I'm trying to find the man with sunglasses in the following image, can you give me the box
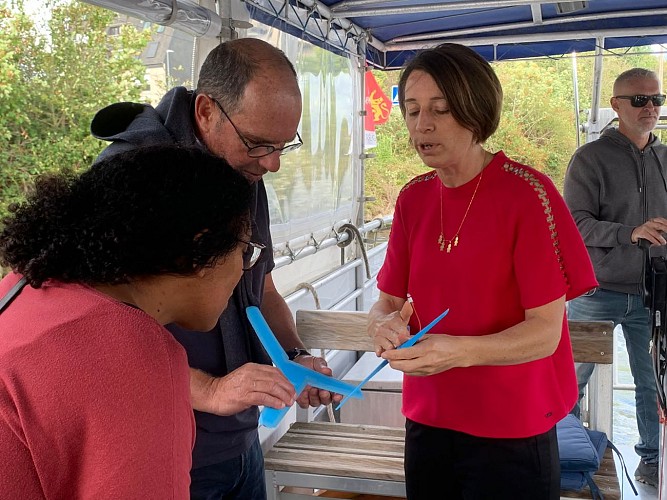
[564,67,667,488]
[91,38,339,499]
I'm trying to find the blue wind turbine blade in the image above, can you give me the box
[394,308,449,349]
[246,306,290,365]
[258,375,308,428]
[336,308,450,411]
[288,363,364,397]
[258,363,364,428]
[259,407,290,428]
[246,306,362,428]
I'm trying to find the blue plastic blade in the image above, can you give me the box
[246,306,362,428]
[335,307,449,411]
[246,306,290,363]
[258,375,307,428]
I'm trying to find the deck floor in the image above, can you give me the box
[616,444,657,500]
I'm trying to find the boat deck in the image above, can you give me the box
[616,444,657,500]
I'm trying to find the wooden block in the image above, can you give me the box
[569,320,614,364]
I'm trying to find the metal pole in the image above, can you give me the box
[572,51,581,149]
[586,37,604,143]
[165,49,174,87]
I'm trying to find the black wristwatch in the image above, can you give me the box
[286,348,311,360]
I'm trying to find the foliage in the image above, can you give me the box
[0,0,152,220]
[488,59,578,188]
[365,48,666,219]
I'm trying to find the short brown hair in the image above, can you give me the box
[398,43,503,143]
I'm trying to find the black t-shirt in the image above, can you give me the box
[168,180,275,468]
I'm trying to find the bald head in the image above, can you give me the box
[197,38,300,114]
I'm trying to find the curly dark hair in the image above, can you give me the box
[0,145,252,287]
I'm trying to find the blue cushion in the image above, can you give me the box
[557,414,607,493]
[587,428,609,465]
[561,470,588,491]
[557,414,604,471]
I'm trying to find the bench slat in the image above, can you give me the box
[274,436,404,456]
[289,422,405,440]
[296,310,372,351]
[265,449,405,482]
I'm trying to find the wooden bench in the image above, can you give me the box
[264,311,618,500]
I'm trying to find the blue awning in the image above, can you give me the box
[243,0,667,68]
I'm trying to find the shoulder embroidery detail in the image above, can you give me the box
[502,162,568,286]
[399,171,438,194]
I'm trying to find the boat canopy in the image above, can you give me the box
[244,0,667,68]
[83,0,667,68]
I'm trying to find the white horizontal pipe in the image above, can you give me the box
[388,26,667,52]
[333,0,541,14]
[332,0,543,17]
[391,8,667,43]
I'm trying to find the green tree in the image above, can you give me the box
[489,59,578,188]
[0,1,152,219]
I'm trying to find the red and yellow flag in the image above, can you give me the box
[364,71,392,148]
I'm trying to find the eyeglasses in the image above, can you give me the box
[614,94,666,108]
[239,239,266,271]
[208,95,302,158]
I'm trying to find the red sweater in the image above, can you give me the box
[0,274,194,499]
[378,152,597,438]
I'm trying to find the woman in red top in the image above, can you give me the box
[369,43,597,499]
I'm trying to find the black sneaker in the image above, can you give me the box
[634,461,658,488]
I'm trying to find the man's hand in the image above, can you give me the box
[632,217,667,245]
[293,355,343,408]
[205,363,297,416]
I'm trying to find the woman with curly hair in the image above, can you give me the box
[0,145,260,498]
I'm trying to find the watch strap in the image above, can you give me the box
[286,347,311,360]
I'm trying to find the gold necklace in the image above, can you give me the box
[438,168,484,253]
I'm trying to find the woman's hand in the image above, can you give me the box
[368,299,413,357]
[381,334,469,376]
[381,296,566,375]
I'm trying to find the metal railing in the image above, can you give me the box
[272,215,392,270]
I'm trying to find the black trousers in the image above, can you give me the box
[404,419,560,500]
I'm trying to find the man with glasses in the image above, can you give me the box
[91,38,338,499]
[564,67,667,488]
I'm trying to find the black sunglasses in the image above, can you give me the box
[239,239,266,271]
[614,94,666,108]
[208,95,302,158]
